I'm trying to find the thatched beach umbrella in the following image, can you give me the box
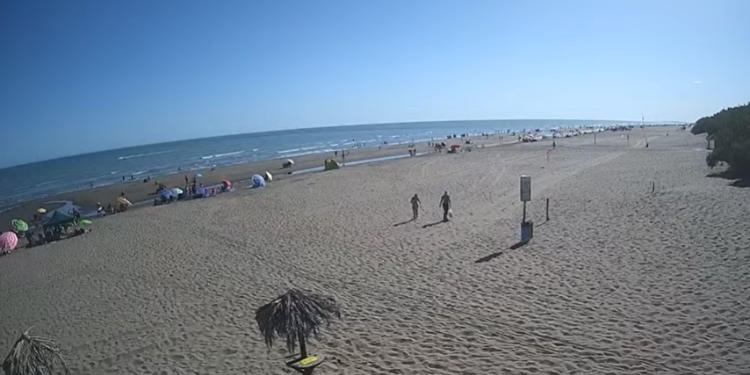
[2,328,69,375]
[255,289,341,359]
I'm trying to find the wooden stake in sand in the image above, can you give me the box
[546,198,550,221]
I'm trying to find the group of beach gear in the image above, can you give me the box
[1,207,93,255]
[1,168,278,256]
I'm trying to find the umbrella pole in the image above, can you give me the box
[298,331,307,358]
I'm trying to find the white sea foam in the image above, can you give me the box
[117,150,174,160]
[200,151,245,160]
[276,148,300,154]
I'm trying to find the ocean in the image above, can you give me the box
[0,119,630,209]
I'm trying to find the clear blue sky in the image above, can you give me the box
[1,0,748,167]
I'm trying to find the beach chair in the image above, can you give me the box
[286,355,324,375]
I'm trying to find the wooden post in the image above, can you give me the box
[546,198,549,221]
[299,332,307,358]
[651,181,655,193]
[522,201,527,222]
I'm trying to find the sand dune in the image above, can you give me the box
[1,127,748,374]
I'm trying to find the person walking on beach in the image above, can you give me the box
[410,194,421,220]
[440,191,451,222]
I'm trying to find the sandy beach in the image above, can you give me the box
[1,126,748,374]
[0,137,509,226]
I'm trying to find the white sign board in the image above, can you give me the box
[520,175,531,201]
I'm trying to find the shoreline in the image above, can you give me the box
[0,135,518,225]
[0,124,675,226]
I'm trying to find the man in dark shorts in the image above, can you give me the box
[410,194,421,220]
[440,191,451,222]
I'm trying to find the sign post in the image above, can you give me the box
[520,175,533,243]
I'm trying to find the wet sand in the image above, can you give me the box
[1,126,749,374]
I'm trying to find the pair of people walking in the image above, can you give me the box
[410,191,451,222]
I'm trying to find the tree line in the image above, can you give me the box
[691,102,750,176]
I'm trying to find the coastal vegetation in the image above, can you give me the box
[691,102,750,178]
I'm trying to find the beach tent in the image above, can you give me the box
[0,231,18,253]
[447,145,461,153]
[11,219,28,233]
[160,189,176,200]
[264,171,273,182]
[324,159,340,171]
[116,196,133,212]
[251,174,266,188]
[221,179,232,190]
[44,210,75,228]
[282,159,294,168]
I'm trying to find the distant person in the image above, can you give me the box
[410,194,421,220]
[552,140,556,149]
[184,175,189,187]
[439,191,452,222]
[96,202,105,216]
[25,231,34,248]
[71,207,81,220]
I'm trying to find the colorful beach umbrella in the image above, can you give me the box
[37,208,47,214]
[11,219,28,233]
[79,219,93,226]
[0,231,19,253]
[221,179,232,189]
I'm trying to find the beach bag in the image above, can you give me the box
[448,209,453,218]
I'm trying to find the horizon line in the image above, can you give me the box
[0,117,682,170]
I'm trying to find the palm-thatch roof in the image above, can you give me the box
[2,328,69,375]
[255,289,341,354]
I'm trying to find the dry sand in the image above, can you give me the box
[1,127,748,374]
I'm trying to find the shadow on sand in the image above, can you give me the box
[707,170,750,187]
[475,240,529,263]
[393,219,415,227]
[422,220,447,228]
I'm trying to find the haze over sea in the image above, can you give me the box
[0,119,640,209]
